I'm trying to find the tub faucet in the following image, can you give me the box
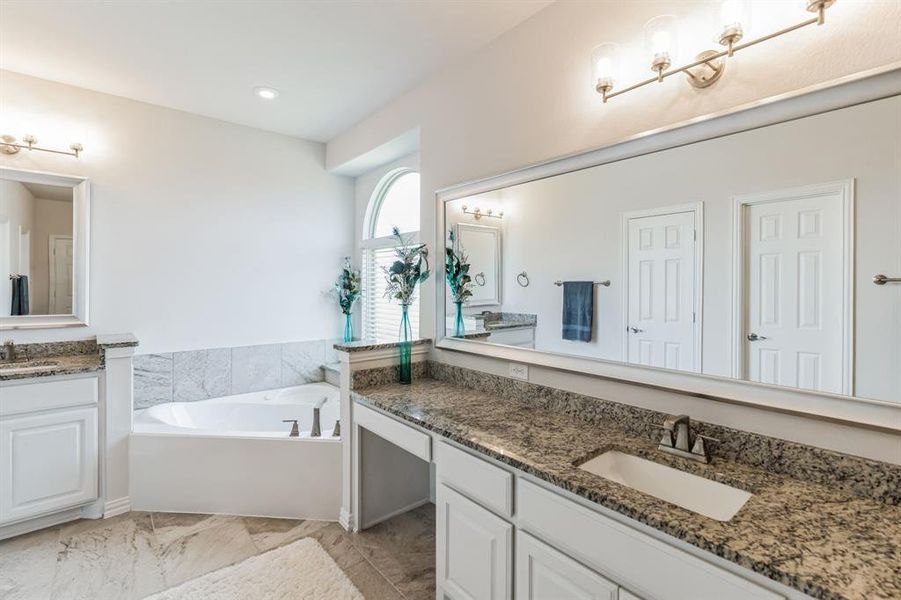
[310,407,322,438]
[282,419,300,437]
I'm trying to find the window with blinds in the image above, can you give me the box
[362,247,420,342]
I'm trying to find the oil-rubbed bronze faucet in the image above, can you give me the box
[282,419,300,437]
[658,414,719,463]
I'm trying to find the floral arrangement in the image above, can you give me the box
[384,227,430,306]
[445,229,473,304]
[334,257,362,315]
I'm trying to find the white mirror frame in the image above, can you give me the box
[455,222,502,306]
[0,167,90,330]
[435,63,901,432]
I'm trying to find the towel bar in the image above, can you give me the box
[554,280,611,287]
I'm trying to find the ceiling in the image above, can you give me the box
[0,0,551,142]
[22,182,72,202]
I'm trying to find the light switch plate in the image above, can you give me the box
[509,363,529,381]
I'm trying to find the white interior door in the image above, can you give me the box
[49,235,74,314]
[626,210,698,371]
[745,192,846,393]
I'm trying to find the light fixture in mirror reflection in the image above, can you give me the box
[443,94,901,404]
[1,177,76,317]
[592,0,836,103]
[461,204,503,220]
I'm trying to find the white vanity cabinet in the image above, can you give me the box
[0,376,99,527]
[437,484,513,600]
[516,531,619,600]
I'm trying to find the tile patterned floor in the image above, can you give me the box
[0,504,435,600]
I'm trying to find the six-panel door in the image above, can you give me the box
[0,406,98,524]
[437,483,512,600]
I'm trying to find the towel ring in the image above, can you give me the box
[516,272,530,287]
[474,272,486,286]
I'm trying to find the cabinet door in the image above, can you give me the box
[0,406,98,524]
[437,484,512,600]
[516,531,618,600]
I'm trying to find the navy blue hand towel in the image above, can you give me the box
[11,275,29,316]
[562,281,593,342]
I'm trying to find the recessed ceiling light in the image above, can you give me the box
[254,86,279,100]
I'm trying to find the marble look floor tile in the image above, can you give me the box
[150,512,239,546]
[157,519,257,587]
[350,504,436,600]
[53,513,165,600]
[231,344,281,394]
[242,516,330,553]
[0,526,60,600]
[311,524,405,600]
[173,349,231,402]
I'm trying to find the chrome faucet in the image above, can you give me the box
[2,340,18,363]
[657,414,719,463]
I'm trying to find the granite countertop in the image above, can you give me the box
[352,378,901,600]
[0,353,103,381]
[333,338,432,353]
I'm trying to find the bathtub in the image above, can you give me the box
[130,383,341,520]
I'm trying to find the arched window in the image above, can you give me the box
[361,169,421,341]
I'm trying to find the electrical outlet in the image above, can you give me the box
[509,363,529,381]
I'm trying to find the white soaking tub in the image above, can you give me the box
[130,383,341,520]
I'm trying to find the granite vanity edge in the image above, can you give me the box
[0,356,103,381]
[350,387,882,600]
[427,361,901,506]
[96,333,140,349]
[333,338,432,353]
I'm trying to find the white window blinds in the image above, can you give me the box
[362,246,420,343]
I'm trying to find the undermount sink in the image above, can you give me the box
[0,360,60,374]
[578,450,752,522]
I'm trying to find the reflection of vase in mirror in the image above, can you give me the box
[0,177,75,317]
[442,94,901,404]
[453,301,465,336]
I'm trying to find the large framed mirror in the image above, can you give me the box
[0,167,90,329]
[436,67,901,427]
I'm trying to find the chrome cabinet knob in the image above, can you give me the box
[746,333,768,341]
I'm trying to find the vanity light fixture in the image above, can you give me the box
[254,86,280,100]
[461,205,503,220]
[0,134,84,158]
[593,0,837,103]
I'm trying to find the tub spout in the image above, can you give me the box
[311,408,321,437]
[332,419,341,437]
[282,419,300,437]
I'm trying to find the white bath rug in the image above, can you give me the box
[145,537,363,600]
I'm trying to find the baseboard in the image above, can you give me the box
[339,507,353,531]
[104,496,131,518]
[360,497,430,530]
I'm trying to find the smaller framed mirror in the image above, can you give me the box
[0,167,90,329]
[455,222,501,306]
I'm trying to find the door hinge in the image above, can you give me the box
[692,312,696,323]
[693,229,697,241]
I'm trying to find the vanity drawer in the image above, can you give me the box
[0,376,99,417]
[354,403,431,462]
[437,441,513,517]
[516,479,782,600]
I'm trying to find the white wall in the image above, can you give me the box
[446,96,900,402]
[29,196,72,315]
[0,70,355,353]
[0,179,34,315]
[327,0,901,460]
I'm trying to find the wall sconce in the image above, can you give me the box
[593,0,837,103]
[0,134,84,158]
[462,205,503,220]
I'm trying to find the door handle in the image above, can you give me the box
[629,327,644,334]
[746,333,768,341]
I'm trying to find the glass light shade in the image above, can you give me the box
[644,15,678,72]
[718,0,749,49]
[591,42,620,92]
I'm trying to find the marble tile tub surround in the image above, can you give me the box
[352,378,901,600]
[353,360,899,506]
[134,339,334,410]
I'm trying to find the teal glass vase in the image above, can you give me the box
[398,304,413,384]
[453,301,465,337]
[343,312,353,343]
